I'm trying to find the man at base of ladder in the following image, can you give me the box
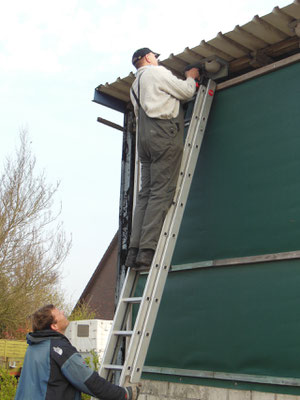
[125,47,200,269]
[15,304,140,400]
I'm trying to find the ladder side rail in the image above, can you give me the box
[119,81,216,385]
[179,88,207,173]
[99,269,139,379]
[172,86,207,203]
[117,249,166,383]
[130,80,216,383]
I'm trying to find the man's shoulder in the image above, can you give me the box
[50,334,74,350]
[50,335,78,364]
[146,65,170,75]
[140,65,172,83]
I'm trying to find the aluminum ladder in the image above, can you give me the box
[99,78,216,386]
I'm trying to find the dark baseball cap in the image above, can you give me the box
[132,48,160,66]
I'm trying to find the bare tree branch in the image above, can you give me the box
[0,131,72,337]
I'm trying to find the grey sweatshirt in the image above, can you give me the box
[130,65,196,119]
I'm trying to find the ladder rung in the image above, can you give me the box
[103,364,124,371]
[113,330,133,336]
[122,297,142,304]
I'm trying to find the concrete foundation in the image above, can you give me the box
[139,380,300,400]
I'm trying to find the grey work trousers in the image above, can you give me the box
[129,106,184,251]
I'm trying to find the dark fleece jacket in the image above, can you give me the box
[15,330,126,400]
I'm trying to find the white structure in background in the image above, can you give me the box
[65,319,113,362]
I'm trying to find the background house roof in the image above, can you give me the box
[94,1,300,112]
[75,232,118,319]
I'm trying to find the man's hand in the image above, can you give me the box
[185,67,200,80]
[124,383,141,400]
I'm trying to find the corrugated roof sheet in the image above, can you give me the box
[95,1,300,111]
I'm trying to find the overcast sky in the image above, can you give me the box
[0,0,292,308]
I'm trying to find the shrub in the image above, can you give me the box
[81,350,100,400]
[0,368,18,400]
[68,301,96,322]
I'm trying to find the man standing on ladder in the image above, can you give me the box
[125,48,200,269]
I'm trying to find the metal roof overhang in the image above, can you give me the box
[94,1,300,113]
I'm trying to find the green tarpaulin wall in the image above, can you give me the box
[138,61,300,393]
[175,61,300,264]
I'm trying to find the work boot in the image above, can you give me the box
[125,248,138,268]
[136,249,155,267]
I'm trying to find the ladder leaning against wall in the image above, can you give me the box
[99,57,228,387]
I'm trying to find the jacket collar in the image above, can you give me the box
[26,329,66,345]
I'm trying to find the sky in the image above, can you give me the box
[0,0,292,307]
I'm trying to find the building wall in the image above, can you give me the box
[136,61,300,392]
